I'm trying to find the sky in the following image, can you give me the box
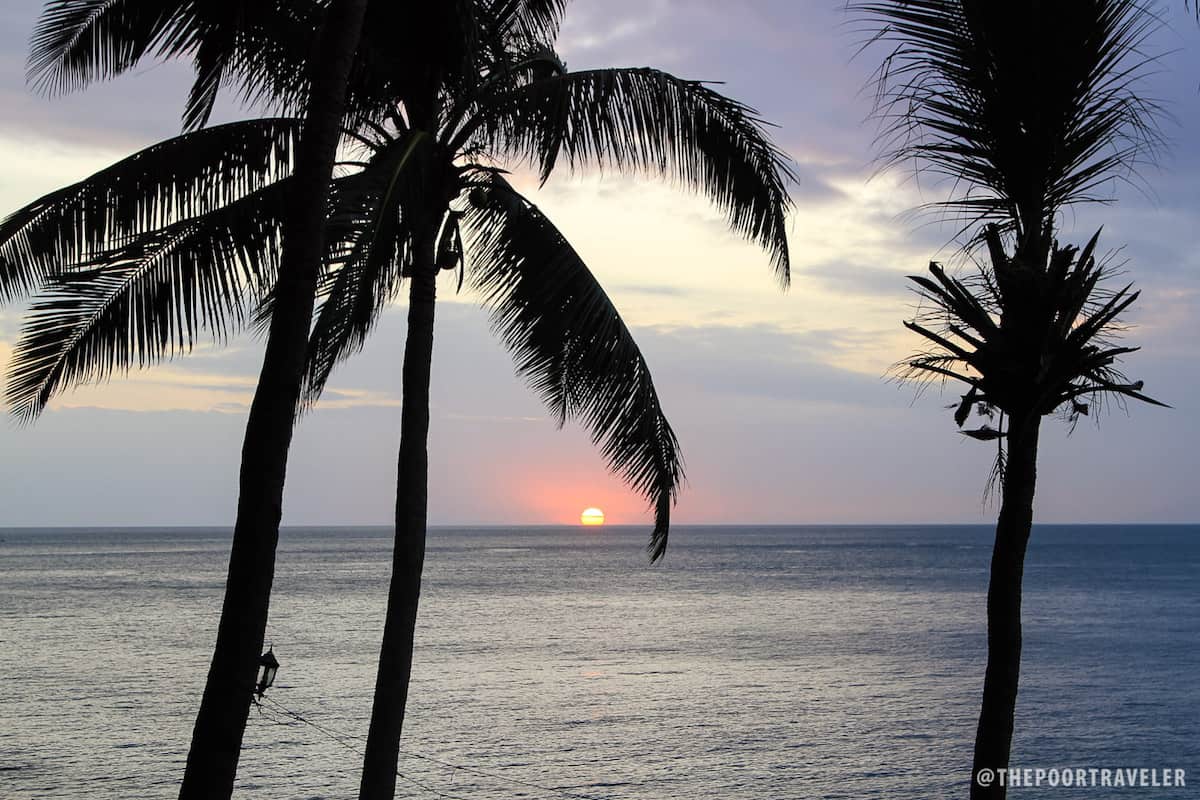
[1,0,1199,528]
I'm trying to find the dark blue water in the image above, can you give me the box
[0,525,1196,798]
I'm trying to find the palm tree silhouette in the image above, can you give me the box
[855,2,1166,797]
[20,2,373,797]
[3,4,793,798]
[337,48,792,798]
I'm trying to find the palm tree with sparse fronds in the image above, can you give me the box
[854,1,1166,797]
[3,5,793,799]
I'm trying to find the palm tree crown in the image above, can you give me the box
[856,0,1164,436]
[902,225,1164,443]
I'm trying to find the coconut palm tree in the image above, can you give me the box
[21,2,371,797]
[6,5,793,798]
[854,1,1165,797]
[337,48,790,797]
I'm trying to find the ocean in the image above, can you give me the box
[1,525,1197,799]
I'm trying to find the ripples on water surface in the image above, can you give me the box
[1,525,1197,798]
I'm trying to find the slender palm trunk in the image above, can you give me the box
[970,413,1041,800]
[359,238,440,800]
[178,2,367,797]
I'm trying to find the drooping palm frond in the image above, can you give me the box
[464,174,683,559]
[899,225,1164,435]
[0,118,299,302]
[855,0,1162,248]
[6,180,289,421]
[464,66,795,284]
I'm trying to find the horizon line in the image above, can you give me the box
[2,521,1198,530]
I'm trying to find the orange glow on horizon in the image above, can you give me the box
[580,507,606,526]
[507,461,640,525]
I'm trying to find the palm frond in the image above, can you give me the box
[263,130,437,407]
[463,175,683,560]
[486,0,567,44]
[180,22,236,132]
[27,1,316,130]
[466,67,794,284]
[0,118,299,303]
[299,244,406,409]
[855,0,1163,247]
[296,151,430,407]
[26,0,191,95]
[6,181,288,421]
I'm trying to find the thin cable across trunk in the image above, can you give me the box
[178,2,368,797]
[970,414,1041,800]
[359,243,439,800]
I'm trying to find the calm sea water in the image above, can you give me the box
[0,525,1196,799]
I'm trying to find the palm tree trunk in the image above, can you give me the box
[970,413,1041,800]
[178,2,367,798]
[359,239,440,800]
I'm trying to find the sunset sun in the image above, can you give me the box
[580,507,606,527]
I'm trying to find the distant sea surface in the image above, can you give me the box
[1,525,1197,799]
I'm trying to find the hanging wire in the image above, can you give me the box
[256,694,613,800]
[256,697,474,800]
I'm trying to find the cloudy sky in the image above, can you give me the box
[1,1,1198,528]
